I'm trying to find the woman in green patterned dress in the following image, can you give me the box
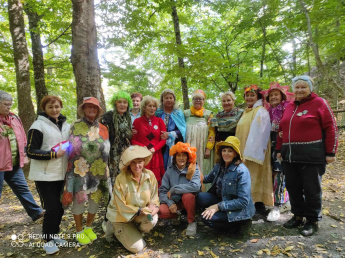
[61,97,111,245]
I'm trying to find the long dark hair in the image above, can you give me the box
[216,146,241,166]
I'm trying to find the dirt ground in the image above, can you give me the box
[1,131,345,258]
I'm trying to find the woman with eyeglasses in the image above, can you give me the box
[235,85,273,215]
[184,90,212,181]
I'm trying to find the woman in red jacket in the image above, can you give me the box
[276,75,338,236]
[132,96,166,186]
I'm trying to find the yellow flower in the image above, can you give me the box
[90,158,106,176]
[90,190,102,204]
[74,157,89,177]
[88,126,100,141]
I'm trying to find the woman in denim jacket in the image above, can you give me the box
[197,136,255,234]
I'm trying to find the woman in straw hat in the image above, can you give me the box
[196,136,255,235]
[159,142,201,236]
[106,145,159,253]
[61,97,111,245]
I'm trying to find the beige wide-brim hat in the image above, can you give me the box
[77,97,104,119]
[215,136,243,161]
[119,145,153,173]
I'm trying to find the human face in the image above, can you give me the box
[0,100,12,116]
[221,95,234,112]
[175,152,188,169]
[130,158,145,174]
[221,147,237,166]
[144,101,157,118]
[245,91,258,108]
[44,100,62,121]
[83,103,99,122]
[115,98,128,115]
[132,97,141,109]
[294,82,311,101]
[268,89,282,107]
[192,96,205,110]
[163,93,175,110]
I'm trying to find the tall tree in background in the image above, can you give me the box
[71,0,105,110]
[171,3,189,109]
[7,0,35,132]
[24,2,48,111]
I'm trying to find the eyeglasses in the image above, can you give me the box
[1,102,12,108]
[193,98,204,101]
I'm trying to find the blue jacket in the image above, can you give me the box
[204,163,255,222]
[159,164,201,207]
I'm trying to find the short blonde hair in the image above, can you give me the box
[220,91,235,102]
[159,89,179,110]
[140,95,159,116]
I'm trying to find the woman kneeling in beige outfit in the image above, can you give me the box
[106,145,159,253]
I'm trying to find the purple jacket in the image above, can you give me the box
[0,113,27,171]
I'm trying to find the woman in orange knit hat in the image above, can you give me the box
[159,142,201,236]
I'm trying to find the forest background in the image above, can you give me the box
[0,0,344,130]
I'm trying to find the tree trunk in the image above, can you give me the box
[24,5,48,111]
[292,39,297,77]
[71,0,105,111]
[171,4,189,110]
[260,30,266,78]
[8,0,35,133]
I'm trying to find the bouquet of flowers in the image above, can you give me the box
[0,125,12,138]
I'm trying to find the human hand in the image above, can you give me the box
[277,153,282,160]
[132,128,137,135]
[201,204,219,220]
[204,148,211,159]
[326,156,336,164]
[167,191,171,199]
[56,144,66,158]
[160,131,169,140]
[149,148,155,153]
[147,203,159,216]
[169,204,178,214]
[278,131,283,138]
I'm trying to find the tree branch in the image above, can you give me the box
[42,23,72,48]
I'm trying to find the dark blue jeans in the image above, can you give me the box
[0,165,42,221]
[283,163,325,222]
[197,192,234,230]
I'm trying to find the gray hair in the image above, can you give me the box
[140,95,159,117]
[0,91,13,103]
[220,91,236,102]
[159,89,179,110]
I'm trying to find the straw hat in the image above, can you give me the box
[119,145,153,173]
[77,97,104,119]
[215,136,242,161]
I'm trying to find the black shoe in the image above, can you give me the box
[33,211,45,222]
[283,216,304,229]
[255,202,266,215]
[300,221,318,236]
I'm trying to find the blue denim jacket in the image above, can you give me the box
[204,163,255,222]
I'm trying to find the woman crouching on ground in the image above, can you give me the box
[106,145,159,253]
[159,142,201,236]
[197,136,255,235]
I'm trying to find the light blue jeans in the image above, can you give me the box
[0,165,42,221]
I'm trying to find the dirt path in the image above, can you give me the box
[1,132,345,258]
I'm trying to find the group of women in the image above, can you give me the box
[0,74,338,254]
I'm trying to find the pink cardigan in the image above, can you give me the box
[0,113,27,171]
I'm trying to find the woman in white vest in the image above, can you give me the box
[27,95,69,255]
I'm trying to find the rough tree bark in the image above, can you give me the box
[171,4,189,110]
[24,5,48,111]
[71,0,105,111]
[8,0,35,133]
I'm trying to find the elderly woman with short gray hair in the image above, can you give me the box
[276,75,338,236]
[0,91,43,221]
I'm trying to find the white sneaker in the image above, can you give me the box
[267,207,280,222]
[279,201,291,213]
[186,222,197,236]
[43,240,59,255]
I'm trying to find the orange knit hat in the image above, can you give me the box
[169,142,201,181]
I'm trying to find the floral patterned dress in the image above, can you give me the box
[61,118,111,208]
